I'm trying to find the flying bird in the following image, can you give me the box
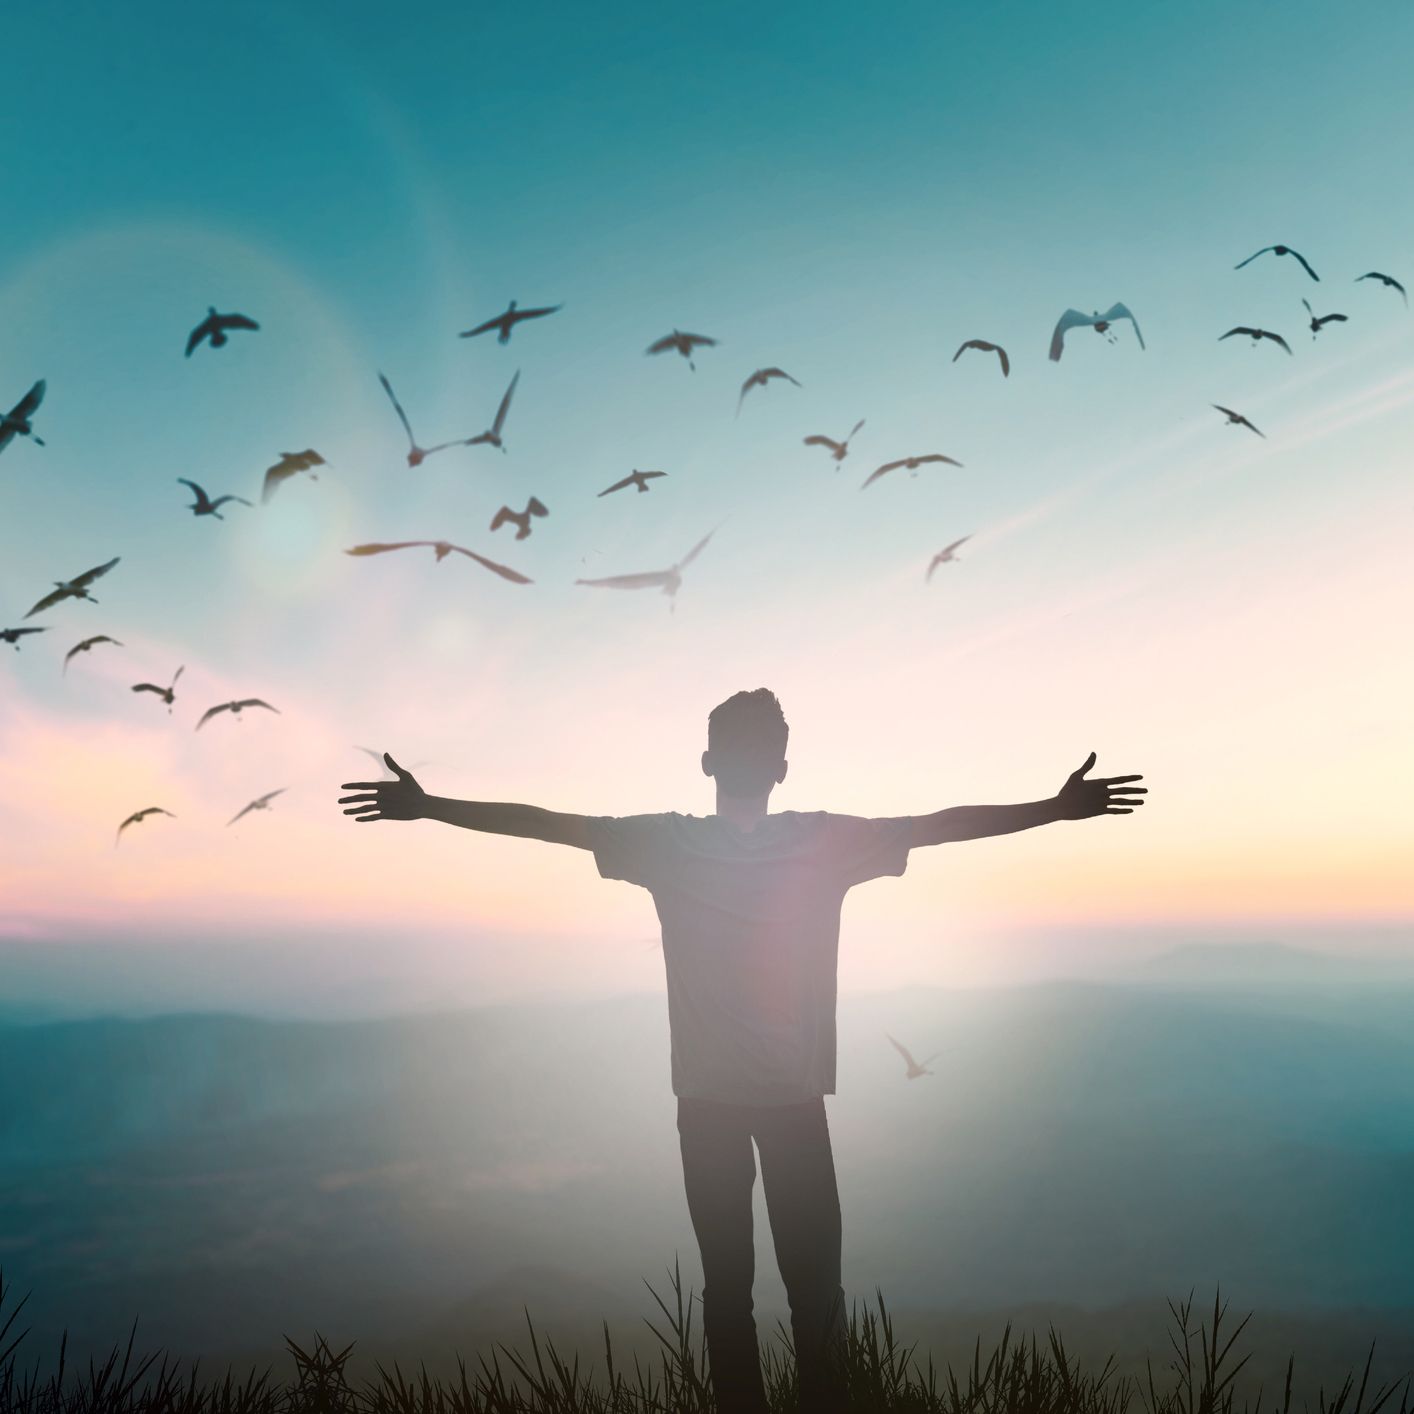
[1049,304,1145,362]
[378,373,475,467]
[861,453,964,490]
[227,788,288,827]
[23,557,120,618]
[262,449,325,503]
[645,330,718,370]
[1212,404,1265,438]
[344,541,531,583]
[1,626,47,649]
[63,634,124,673]
[464,371,519,452]
[803,420,865,464]
[1219,326,1292,355]
[355,747,431,778]
[1234,245,1319,282]
[459,300,561,344]
[1356,271,1407,307]
[196,698,281,731]
[952,339,1010,377]
[737,367,801,415]
[131,665,184,710]
[598,469,666,497]
[926,537,971,580]
[887,1034,938,1080]
[0,379,45,454]
[178,478,253,518]
[185,307,259,356]
[1301,299,1347,336]
[576,528,717,607]
[116,806,175,846]
[490,496,548,540]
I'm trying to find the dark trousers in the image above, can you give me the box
[677,1096,848,1414]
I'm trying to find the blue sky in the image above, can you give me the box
[2,0,1412,999]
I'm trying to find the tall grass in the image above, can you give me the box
[2,1267,1410,1414]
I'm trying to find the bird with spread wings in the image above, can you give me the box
[926,537,971,580]
[262,450,325,503]
[1049,304,1145,362]
[463,371,520,452]
[345,540,531,583]
[887,1035,938,1080]
[178,478,253,518]
[116,807,175,846]
[64,634,124,673]
[459,300,562,343]
[575,528,718,607]
[228,788,288,827]
[861,453,964,490]
[953,339,1010,376]
[0,379,46,454]
[1234,244,1319,282]
[196,698,281,731]
[803,420,865,464]
[645,330,718,370]
[24,557,121,618]
[185,307,259,356]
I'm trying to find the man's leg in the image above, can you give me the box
[677,1097,770,1414]
[756,1099,848,1414]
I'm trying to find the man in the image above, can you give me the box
[338,688,1145,1412]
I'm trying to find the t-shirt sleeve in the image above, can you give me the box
[584,813,677,890]
[816,813,914,889]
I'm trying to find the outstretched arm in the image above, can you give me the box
[908,753,1145,848]
[339,753,592,850]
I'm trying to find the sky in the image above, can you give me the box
[2,0,1412,1009]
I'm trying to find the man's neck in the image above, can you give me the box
[714,788,772,831]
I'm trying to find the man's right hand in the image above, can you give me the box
[339,753,429,822]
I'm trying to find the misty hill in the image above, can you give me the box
[1136,940,1414,988]
[4,977,1414,1373]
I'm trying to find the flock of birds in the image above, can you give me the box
[2,245,1407,846]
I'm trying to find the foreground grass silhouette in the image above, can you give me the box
[2,1267,1411,1414]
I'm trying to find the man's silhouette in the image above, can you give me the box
[338,689,1145,1413]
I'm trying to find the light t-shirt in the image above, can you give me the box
[586,810,913,1105]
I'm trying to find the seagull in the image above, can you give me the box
[23,557,120,618]
[737,367,801,415]
[63,634,124,673]
[178,478,253,518]
[576,528,717,608]
[378,373,475,467]
[262,449,325,503]
[1219,326,1292,355]
[803,420,865,464]
[464,371,519,452]
[1049,304,1145,362]
[185,307,259,356]
[196,698,281,731]
[926,537,971,581]
[1234,245,1319,282]
[227,788,287,827]
[344,541,531,583]
[861,454,964,490]
[1,626,47,649]
[887,1034,938,1080]
[645,330,718,370]
[598,469,666,497]
[952,339,1010,377]
[355,746,431,778]
[1356,272,1407,307]
[490,496,548,540]
[1301,299,1347,336]
[1212,404,1265,438]
[116,806,176,846]
[131,665,184,710]
[459,300,562,344]
[0,380,45,454]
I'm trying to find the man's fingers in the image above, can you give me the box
[1104,806,1134,814]
[1106,786,1147,796]
[1099,774,1144,785]
[338,793,380,804]
[343,804,380,815]
[340,781,384,791]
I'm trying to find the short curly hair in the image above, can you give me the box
[706,689,789,797]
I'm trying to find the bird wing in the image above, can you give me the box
[459,313,503,338]
[1290,249,1319,282]
[74,557,120,589]
[491,370,520,435]
[131,682,163,695]
[1234,247,1275,270]
[23,587,67,618]
[803,436,841,452]
[764,367,800,386]
[1219,327,1259,342]
[597,475,633,497]
[862,460,903,488]
[195,703,229,729]
[1266,331,1293,354]
[184,315,214,356]
[8,626,46,638]
[915,454,963,468]
[515,304,561,322]
[886,1034,918,1069]
[447,546,533,584]
[941,536,971,557]
[257,788,288,807]
[489,507,513,532]
[1322,313,1349,324]
[227,801,257,826]
[645,334,679,355]
[1049,309,1092,361]
[378,373,417,446]
[210,494,253,509]
[219,312,260,332]
[177,477,212,508]
[527,496,548,517]
[684,333,716,348]
[848,419,865,439]
[1302,298,1314,317]
[576,570,670,591]
[676,528,717,571]
[995,346,1010,376]
[1212,404,1239,420]
[1103,303,1144,349]
[11,379,45,420]
[261,463,293,503]
[236,699,280,714]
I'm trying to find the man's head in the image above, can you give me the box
[702,689,789,799]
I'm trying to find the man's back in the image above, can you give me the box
[587,810,913,1104]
